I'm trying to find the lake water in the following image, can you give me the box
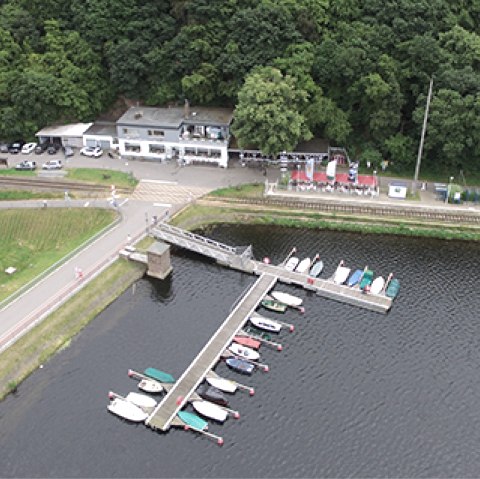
[1,225,480,478]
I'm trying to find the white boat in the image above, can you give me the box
[192,400,228,423]
[206,376,237,394]
[295,257,311,274]
[125,392,158,411]
[229,343,260,361]
[107,397,148,422]
[284,256,299,271]
[370,276,385,295]
[249,314,282,333]
[138,378,164,394]
[271,291,303,307]
[333,266,351,285]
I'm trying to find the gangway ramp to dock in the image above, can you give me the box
[145,273,277,432]
[152,223,393,313]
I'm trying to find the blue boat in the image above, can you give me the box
[347,269,363,287]
[226,358,255,375]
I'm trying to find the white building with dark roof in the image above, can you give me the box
[115,104,233,167]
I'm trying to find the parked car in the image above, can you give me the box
[9,141,25,154]
[47,143,61,155]
[63,146,74,157]
[0,143,9,153]
[80,146,103,157]
[21,142,37,154]
[15,160,37,170]
[35,142,49,154]
[42,160,62,170]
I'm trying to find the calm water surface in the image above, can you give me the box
[1,226,480,478]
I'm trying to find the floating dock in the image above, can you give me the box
[146,273,277,432]
[152,223,393,313]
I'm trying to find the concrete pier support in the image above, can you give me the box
[147,241,173,280]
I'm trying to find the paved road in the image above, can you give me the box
[0,153,477,352]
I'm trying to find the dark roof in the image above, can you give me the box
[117,106,234,128]
[84,122,117,137]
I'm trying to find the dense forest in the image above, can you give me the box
[1,0,480,175]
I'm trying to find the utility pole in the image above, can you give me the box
[413,77,434,194]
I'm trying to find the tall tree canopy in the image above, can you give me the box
[0,0,478,176]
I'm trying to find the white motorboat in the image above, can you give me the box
[370,276,385,295]
[271,291,303,307]
[206,376,238,394]
[192,400,228,423]
[295,257,311,274]
[333,266,351,285]
[284,256,299,271]
[249,313,282,333]
[138,378,164,394]
[125,392,158,411]
[107,397,148,422]
[229,343,260,361]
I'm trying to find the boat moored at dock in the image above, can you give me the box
[144,368,175,384]
[107,394,149,422]
[226,358,255,375]
[370,276,385,295]
[270,291,303,307]
[229,343,260,361]
[295,257,311,274]
[249,314,282,333]
[192,400,229,423]
[261,296,287,313]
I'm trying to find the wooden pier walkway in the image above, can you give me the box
[151,223,393,313]
[145,273,277,432]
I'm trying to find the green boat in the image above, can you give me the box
[144,367,175,384]
[385,278,400,299]
[261,296,287,313]
[178,411,208,431]
[359,269,374,290]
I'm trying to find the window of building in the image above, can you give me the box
[149,144,165,154]
[148,130,165,138]
[125,143,141,153]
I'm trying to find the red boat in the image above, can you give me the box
[234,336,261,350]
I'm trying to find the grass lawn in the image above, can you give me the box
[66,168,138,188]
[0,190,62,201]
[0,208,116,302]
[0,168,37,177]
[208,183,264,198]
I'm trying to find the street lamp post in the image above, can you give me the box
[145,212,149,233]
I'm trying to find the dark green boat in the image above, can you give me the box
[261,296,287,313]
[359,269,374,290]
[385,278,400,299]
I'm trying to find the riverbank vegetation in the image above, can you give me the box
[0,1,479,180]
[0,208,116,302]
[172,201,480,242]
[0,259,146,401]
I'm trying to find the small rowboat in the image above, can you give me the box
[229,343,260,361]
[138,378,163,394]
[144,368,175,384]
[370,276,385,295]
[192,400,228,423]
[271,291,303,307]
[206,376,237,394]
[309,260,324,277]
[243,326,272,341]
[226,358,255,375]
[178,410,208,431]
[107,397,148,422]
[333,265,351,285]
[261,296,287,313]
[284,256,300,271]
[125,392,157,412]
[295,257,311,274]
[359,269,374,290]
[197,384,229,406]
[347,269,363,287]
[249,314,282,333]
[234,335,261,350]
[385,278,400,299]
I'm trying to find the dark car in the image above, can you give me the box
[47,143,61,155]
[35,142,49,154]
[9,141,25,154]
